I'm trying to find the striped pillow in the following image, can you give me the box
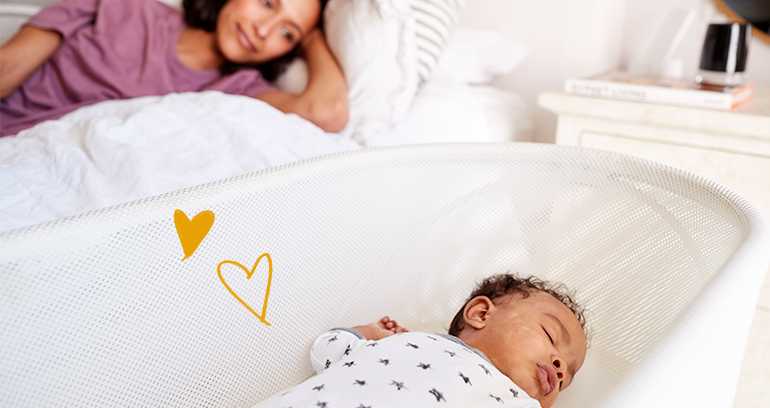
[410,0,467,83]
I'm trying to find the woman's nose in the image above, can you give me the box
[255,16,277,38]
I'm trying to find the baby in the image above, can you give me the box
[256,274,588,408]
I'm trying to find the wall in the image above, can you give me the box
[460,0,770,143]
[459,0,626,144]
[621,0,770,88]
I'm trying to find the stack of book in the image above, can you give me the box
[564,71,754,111]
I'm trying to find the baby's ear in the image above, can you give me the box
[463,296,494,329]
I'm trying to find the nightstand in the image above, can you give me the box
[538,86,770,220]
[539,86,770,408]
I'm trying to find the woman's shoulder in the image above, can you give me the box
[88,0,182,24]
[86,0,184,35]
[23,0,177,43]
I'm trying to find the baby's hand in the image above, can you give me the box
[374,316,408,336]
[353,316,408,341]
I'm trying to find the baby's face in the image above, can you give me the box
[457,291,587,408]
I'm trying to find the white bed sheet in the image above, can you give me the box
[0,92,360,232]
[365,79,533,147]
[0,85,531,233]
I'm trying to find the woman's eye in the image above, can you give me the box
[261,0,272,7]
[281,27,294,42]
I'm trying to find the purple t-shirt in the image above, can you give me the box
[0,0,275,137]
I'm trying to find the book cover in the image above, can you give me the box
[564,71,754,110]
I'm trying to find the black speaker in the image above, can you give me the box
[696,23,751,86]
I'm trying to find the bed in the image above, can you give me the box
[0,0,533,233]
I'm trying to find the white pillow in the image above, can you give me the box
[322,0,468,141]
[362,79,490,147]
[411,0,467,83]
[274,57,309,95]
[432,26,530,84]
[323,0,418,142]
[362,80,534,148]
[275,25,528,94]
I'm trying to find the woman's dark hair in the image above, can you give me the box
[182,0,329,82]
[448,274,589,344]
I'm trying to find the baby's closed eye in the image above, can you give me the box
[543,327,554,344]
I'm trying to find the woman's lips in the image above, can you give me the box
[237,25,256,52]
[537,364,558,396]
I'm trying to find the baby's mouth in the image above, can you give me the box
[537,364,558,396]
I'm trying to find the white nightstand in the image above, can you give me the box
[539,86,770,219]
[539,86,770,408]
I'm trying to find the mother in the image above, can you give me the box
[0,0,348,137]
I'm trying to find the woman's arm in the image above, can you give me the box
[0,26,62,99]
[257,29,349,133]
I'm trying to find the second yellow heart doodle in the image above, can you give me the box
[217,253,273,326]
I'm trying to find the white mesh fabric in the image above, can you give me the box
[1,143,768,408]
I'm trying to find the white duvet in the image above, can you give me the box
[0,91,361,233]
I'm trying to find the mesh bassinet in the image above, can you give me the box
[1,143,768,408]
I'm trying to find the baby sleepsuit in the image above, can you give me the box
[255,329,541,408]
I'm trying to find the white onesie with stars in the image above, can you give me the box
[255,329,541,408]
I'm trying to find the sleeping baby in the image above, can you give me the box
[255,274,588,408]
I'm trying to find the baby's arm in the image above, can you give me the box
[310,317,408,374]
[0,26,61,99]
[352,316,408,341]
[256,28,348,133]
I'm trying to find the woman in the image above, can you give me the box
[0,0,348,137]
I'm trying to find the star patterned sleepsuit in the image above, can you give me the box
[254,329,542,408]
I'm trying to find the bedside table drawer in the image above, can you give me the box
[581,132,770,217]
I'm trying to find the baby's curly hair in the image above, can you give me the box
[448,274,588,341]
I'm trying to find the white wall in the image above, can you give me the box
[621,0,770,87]
[460,0,626,143]
[460,0,770,143]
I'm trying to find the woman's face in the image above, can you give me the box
[216,0,321,64]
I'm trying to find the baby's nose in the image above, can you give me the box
[552,357,565,381]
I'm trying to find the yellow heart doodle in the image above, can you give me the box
[174,209,215,261]
[217,253,273,326]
